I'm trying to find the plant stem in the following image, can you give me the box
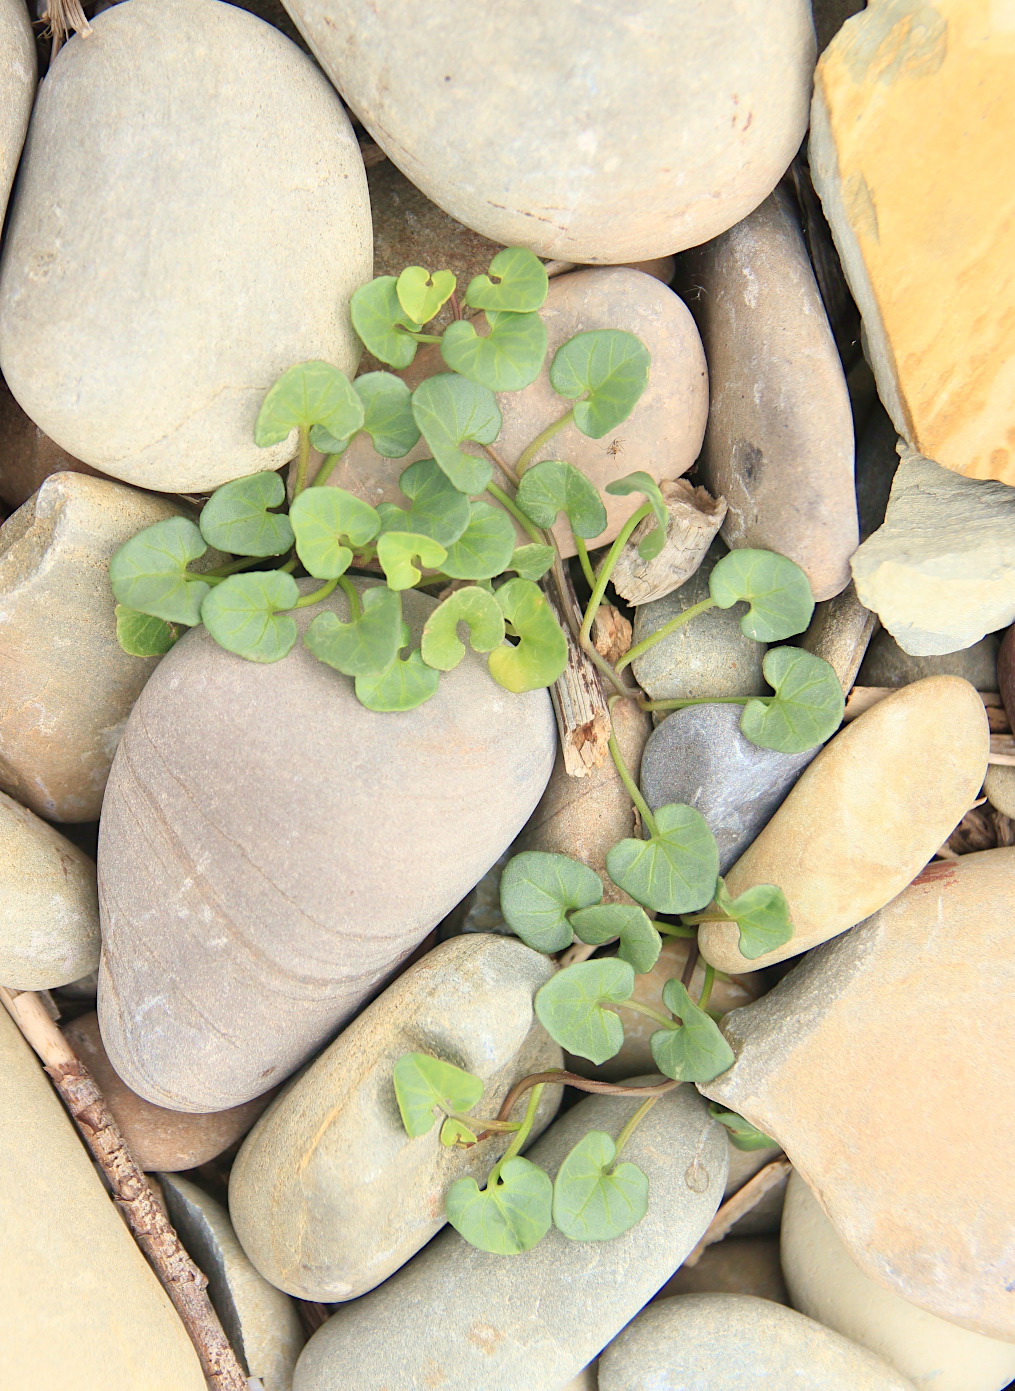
[487,482,544,545]
[336,574,362,620]
[639,695,757,713]
[198,555,262,579]
[681,939,700,989]
[293,577,338,608]
[656,921,698,939]
[482,442,521,488]
[451,1114,520,1134]
[574,537,596,591]
[516,408,575,475]
[488,1084,544,1185]
[279,557,299,575]
[612,1095,662,1163]
[608,694,657,835]
[697,963,716,1011]
[481,1070,680,1141]
[615,596,717,675]
[311,452,343,489]
[292,426,312,499]
[620,999,677,1030]
[407,331,443,344]
[449,289,464,322]
[579,502,652,651]
[680,903,735,926]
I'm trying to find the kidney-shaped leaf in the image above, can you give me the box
[411,373,501,495]
[606,803,719,915]
[109,517,210,626]
[311,372,421,459]
[708,548,815,641]
[114,605,180,658]
[465,246,549,314]
[708,1104,778,1152]
[350,276,421,369]
[740,646,845,755]
[378,457,472,547]
[568,904,662,975]
[376,530,448,590]
[650,979,735,1083]
[355,648,442,713]
[534,958,634,1064]
[442,501,516,580]
[500,851,603,953]
[255,360,364,447]
[396,266,456,325]
[715,878,794,960]
[441,310,547,392]
[290,486,381,579]
[420,586,505,671]
[488,577,568,693]
[516,459,607,540]
[552,1129,649,1242]
[392,1052,484,1139]
[508,543,556,580]
[549,329,650,438]
[304,585,403,677]
[605,471,667,561]
[200,571,299,663]
[198,472,294,557]
[446,1156,553,1255]
[440,1117,479,1148]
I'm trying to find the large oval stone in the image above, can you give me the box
[230,934,562,1301]
[0,0,34,226]
[97,583,555,1112]
[698,676,988,974]
[292,1083,727,1391]
[0,0,370,493]
[281,0,815,261]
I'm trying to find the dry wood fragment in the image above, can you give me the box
[681,1157,791,1268]
[610,480,726,606]
[0,987,250,1391]
[591,602,633,666]
[41,0,90,56]
[542,574,611,777]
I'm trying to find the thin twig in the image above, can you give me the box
[680,939,700,989]
[471,1069,680,1142]
[0,987,249,1391]
[682,1156,791,1267]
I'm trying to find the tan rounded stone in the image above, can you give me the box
[0,790,99,990]
[0,1009,205,1390]
[0,472,195,821]
[0,0,371,493]
[703,848,1015,1340]
[324,268,708,559]
[658,1236,788,1305]
[698,676,989,974]
[0,0,34,227]
[782,1171,1015,1391]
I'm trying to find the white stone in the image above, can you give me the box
[0,0,35,225]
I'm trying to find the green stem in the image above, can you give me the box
[278,557,299,575]
[574,537,596,591]
[697,963,715,1012]
[615,596,717,675]
[293,577,338,608]
[450,1114,520,1134]
[579,502,652,649]
[680,902,735,927]
[487,481,543,545]
[489,1084,544,1185]
[515,408,575,475]
[612,1095,662,1162]
[608,694,657,836]
[336,574,362,620]
[641,696,764,714]
[197,555,262,580]
[292,426,311,499]
[621,999,677,1030]
[655,922,698,939]
[482,443,521,488]
[406,330,442,344]
[311,452,343,489]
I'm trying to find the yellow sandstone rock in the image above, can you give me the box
[810,2,1015,484]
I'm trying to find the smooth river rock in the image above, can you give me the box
[0,0,371,493]
[851,448,1015,655]
[293,1084,727,1391]
[684,187,857,601]
[0,790,99,990]
[983,766,1015,822]
[161,1174,305,1391]
[326,268,709,559]
[698,676,988,973]
[230,934,562,1301]
[782,1172,1015,1391]
[799,582,877,694]
[63,1013,272,1172]
[0,472,193,821]
[0,1009,205,1390]
[97,580,555,1112]
[858,628,1001,693]
[0,0,34,227]
[597,1294,917,1390]
[640,704,817,874]
[703,849,1015,1340]
[811,1,1015,485]
[631,541,767,702]
[282,0,815,262]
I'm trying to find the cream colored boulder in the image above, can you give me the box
[0,472,195,821]
[0,790,99,989]
[782,1172,1015,1391]
[0,0,370,492]
[703,848,1015,1340]
[0,1010,205,1391]
[698,677,988,973]
[0,0,34,226]
[282,0,815,261]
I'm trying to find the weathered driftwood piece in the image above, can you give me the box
[543,575,611,777]
[0,986,251,1391]
[611,479,726,606]
[682,1157,792,1268]
[591,602,633,666]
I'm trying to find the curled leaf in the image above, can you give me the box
[708,1105,778,1152]
[311,372,421,459]
[378,458,472,547]
[115,605,181,658]
[515,459,608,540]
[740,647,845,754]
[108,517,210,626]
[440,310,547,392]
[507,543,555,580]
[465,247,549,314]
[198,472,294,558]
[289,486,381,579]
[606,803,719,915]
[255,360,364,447]
[534,958,635,1064]
[420,587,505,671]
[440,1117,479,1148]
[605,471,667,561]
[200,571,300,663]
[708,548,815,641]
[568,904,662,974]
[552,1129,649,1241]
[411,373,501,495]
[396,266,456,324]
[650,979,735,1083]
[350,276,421,369]
[355,648,441,712]
[376,531,448,590]
[549,329,650,438]
[488,577,568,694]
[714,878,794,960]
[500,851,603,953]
[442,502,516,580]
[392,1052,484,1139]
[446,1156,553,1255]
[304,585,403,677]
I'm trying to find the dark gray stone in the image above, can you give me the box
[640,704,816,873]
[858,628,1001,692]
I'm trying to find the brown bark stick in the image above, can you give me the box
[542,572,611,777]
[0,987,249,1391]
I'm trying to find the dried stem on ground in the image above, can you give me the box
[542,574,612,777]
[0,987,250,1391]
[682,1156,792,1267]
[41,0,91,57]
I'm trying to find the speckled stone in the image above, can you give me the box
[631,542,767,702]
[292,1084,728,1391]
[858,629,1000,693]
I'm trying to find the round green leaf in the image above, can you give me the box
[488,577,568,694]
[411,373,501,495]
[708,548,815,641]
[396,266,457,324]
[304,586,403,677]
[350,276,420,368]
[290,487,381,579]
[108,517,210,626]
[200,571,299,663]
[311,372,421,459]
[740,647,845,754]
[378,457,472,547]
[551,1130,649,1242]
[499,851,603,954]
[515,459,608,540]
[440,310,547,392]
[114,605,181,658]
[442,502,516,580]
[707,1105,778,1152]
[255,360,364,447]
[355,648,441,712]
[446,1156,553,1255]
[508,543,555,580]
[440,1117,479,1148]
[376,530,448,590]
[651,979,735,1083]
[715,878,794,960]
[606,803,719,915]
[465,247,549,314]
[604,471,667,560]
[549,330,650,438]
[568,905,662,975]
[392,1052,484,1139]
[420,587,505,671]
[198,472,294,558]
[534,958,635,1064]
